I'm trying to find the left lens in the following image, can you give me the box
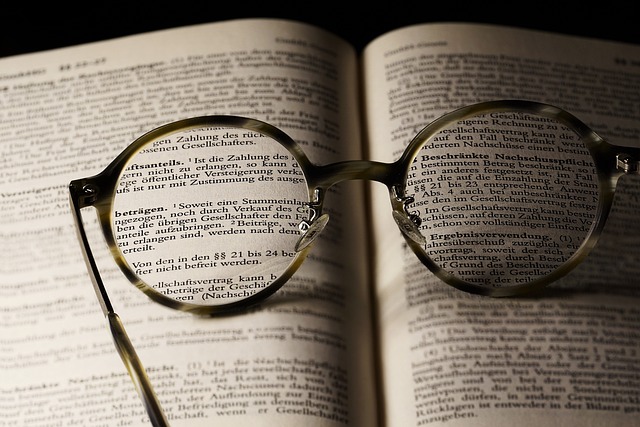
[110,121,309,308]
[404,108,601,293]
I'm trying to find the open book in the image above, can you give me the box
[2,18,640,426]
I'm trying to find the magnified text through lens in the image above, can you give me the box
[111,124,310,307]
[407,110,600,290]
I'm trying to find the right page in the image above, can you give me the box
[362,23,640,427]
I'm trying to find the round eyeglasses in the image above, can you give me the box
[69,99,640,316]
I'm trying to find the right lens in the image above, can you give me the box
[407,110,600,291]
[110,123,310,308]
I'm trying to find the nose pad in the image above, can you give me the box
[392,210,426,245]
[295,213,330,251]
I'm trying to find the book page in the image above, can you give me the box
[362,23,640,426]
[0,19,377,426]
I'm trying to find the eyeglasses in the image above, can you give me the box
[68,99,640,426]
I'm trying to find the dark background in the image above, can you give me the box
[1,3,638,59]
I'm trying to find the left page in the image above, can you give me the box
[0,19,377,426]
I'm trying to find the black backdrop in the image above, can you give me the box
[1,2,638,58]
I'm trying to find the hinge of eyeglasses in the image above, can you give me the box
[80,184,99,204]
[617,153,640,174]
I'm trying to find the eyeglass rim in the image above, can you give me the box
[70,115,318,315]
[397,100,625,296]
[69,99,636,312]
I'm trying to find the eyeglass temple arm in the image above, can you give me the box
[69,184,170,427]
[108,312,171,427]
